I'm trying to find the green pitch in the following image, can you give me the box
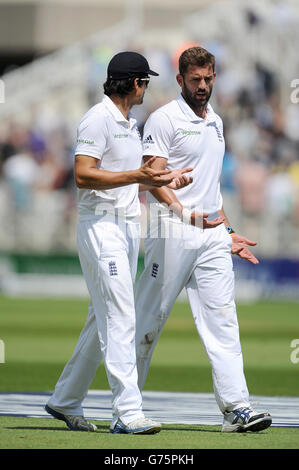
[0,416,298,449]
[0,295,298,449]
[0,296,298,395]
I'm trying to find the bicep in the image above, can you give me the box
[74,155,100,179]
[75,114,107,159]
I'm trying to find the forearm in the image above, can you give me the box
[219,206,237,234]
[219,207,230,227]
[139,184,154,193]
[150,187,183,216]
[76,167,140,190]
[150,188,225,229]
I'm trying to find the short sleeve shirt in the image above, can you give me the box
[143,94,225,214]
[75,95,142,218]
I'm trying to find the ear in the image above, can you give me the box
[133,78,140,90]
[134,77,143,88]
[176,73,183,88]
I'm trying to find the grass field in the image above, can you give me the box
[0,417,298,450]
[0,295,299,449]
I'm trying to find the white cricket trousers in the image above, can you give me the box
[135,220,250,414]
[47,215,144,426]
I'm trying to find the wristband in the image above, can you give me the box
[226,225,235,235]
[182,208,192,225]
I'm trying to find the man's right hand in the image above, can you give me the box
[137,157,192,187]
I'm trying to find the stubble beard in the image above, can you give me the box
[182,82,213,116]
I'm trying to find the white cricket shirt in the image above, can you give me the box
[75,95,142,218]
[143,94,225,214]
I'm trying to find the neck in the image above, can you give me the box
[193,105,207,119]
[182,93,208,119]
[109,95,132,120]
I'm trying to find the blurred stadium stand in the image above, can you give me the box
[0,0,299,300]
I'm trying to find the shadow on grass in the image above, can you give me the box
[164,426,220,433]
[5,424,109,433]
[5,424,221,434]
[4,424,271,437]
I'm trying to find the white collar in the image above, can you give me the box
[176,94,216,123]
[102,95,137,128]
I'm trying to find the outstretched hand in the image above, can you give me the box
[138,157,174,186]
[230,233,259,264]
[167,168,193,189]
[139,158,194,188]
[190,212,225,228]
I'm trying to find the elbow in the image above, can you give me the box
[75,174,87,189]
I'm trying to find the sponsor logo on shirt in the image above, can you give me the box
[143,135,155,144]
[77,138,95,144]
[114,133,129,139]
[179,129,201,136]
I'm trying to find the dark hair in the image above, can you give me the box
[179,47,215,76]
[103,75,147,97]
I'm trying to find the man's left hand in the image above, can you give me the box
[230,233,259,265]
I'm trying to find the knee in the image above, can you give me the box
[136,328,159,357]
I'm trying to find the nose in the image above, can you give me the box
[198,78,207,90]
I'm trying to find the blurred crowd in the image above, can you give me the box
[1,13,299,256]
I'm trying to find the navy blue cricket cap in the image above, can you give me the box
[107,51,159,79]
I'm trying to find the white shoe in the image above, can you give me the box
[110,417,162,434]
[222,406,272,433]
